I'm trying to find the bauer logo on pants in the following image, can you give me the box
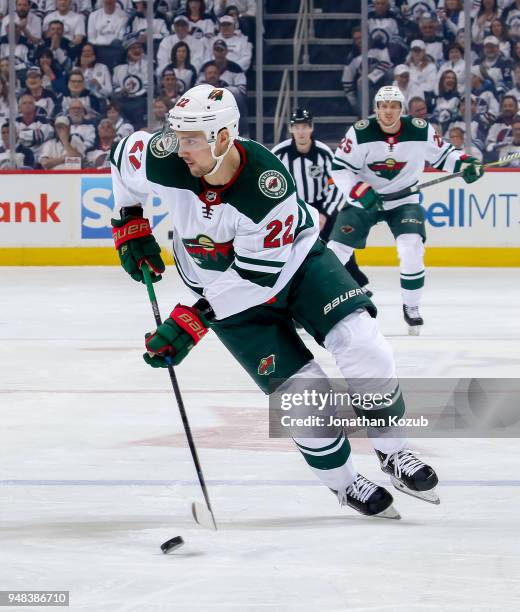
[324,289,364,315]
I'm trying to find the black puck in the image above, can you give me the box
[161,536,184,554]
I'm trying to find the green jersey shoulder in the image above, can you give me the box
[140,134,297,224]
[229,138,297,223]
[353,115,429,145]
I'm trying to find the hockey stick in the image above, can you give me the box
[141,263,218,531]
[381,151,520,202]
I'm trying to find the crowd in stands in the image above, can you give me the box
[342,0,520,164]
[0,0,255,168]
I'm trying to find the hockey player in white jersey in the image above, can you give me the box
[328,86,484,334]
[110,84,440,519]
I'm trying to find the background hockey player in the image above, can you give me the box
[272,107,372,296]
[110,84,439,519]
[328,86,484,334]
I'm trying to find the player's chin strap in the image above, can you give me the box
[204,137,235,176]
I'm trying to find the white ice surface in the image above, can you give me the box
[1,266,519,612]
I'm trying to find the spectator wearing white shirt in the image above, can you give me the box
[113,36,148,97]
[407,39,437,109]
[127,0,169,44]
[437,0,464,40]
[498,115,520,167]
[156,15,206,74]
[164,40,197,92]
[470,65,499,131]
[1,0,42,46]
[113,35,148,127]
[22,65,59,118]
[86,118,117,168]
[438,43,466,94]
[480,34,513,96]
[67,97,96,150]
[472,0,502,44]
[0,25,31,76]
[43,0,85,47]
[181,0,216,39]
[40,114,85,169]
[88,0,128,43]
[485,94,518,157]
[216,0,255,40]
[88,0,128,69]
[197,38,248,134]
[43,20,72,73]
[502,0,520,40]
[490,18,511,59]
[28,0,56,20]
[447,95,486,154]
[60,68,102,118]
[15,94,54,162]
[106,99,133,140]
[94,0,133,9]
[392,64,425,112]
[433,69,461,133]
[76,42,112,99]
[416,14,444,66]
[448,125,483,162]
[214,0,255,17]
[211,15,252,71]
[0,121,35,168]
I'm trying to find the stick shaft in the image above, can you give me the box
[381,152,520,202]
[142,265,217,529]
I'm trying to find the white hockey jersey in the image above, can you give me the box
[110,131,319,320]
[332,115,468,210]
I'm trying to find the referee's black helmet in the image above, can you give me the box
[290,108,313,125]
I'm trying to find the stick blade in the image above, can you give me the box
[191,501,217,530]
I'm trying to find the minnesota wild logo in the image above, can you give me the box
[258,354,276,376]
[368,158,407,180]
[182,234,234,271]
[208,88,224,101]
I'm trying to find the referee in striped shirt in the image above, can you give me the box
[272,108,370,292]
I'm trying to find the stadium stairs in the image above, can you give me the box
[248,0,360,148]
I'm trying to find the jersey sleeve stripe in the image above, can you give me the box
[332,158,360,172]
[234,253,285,269]
[116,136,130,172]
[431,145,455,170]
[230,263,281,287]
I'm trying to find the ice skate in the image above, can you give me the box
[376,449,440,505]
[333,473,401,520]
[403,305,423,336]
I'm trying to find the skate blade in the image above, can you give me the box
[191,501,218,530]
[390,476,440,505]
[408,325,421,336]
[376,503,401,520]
